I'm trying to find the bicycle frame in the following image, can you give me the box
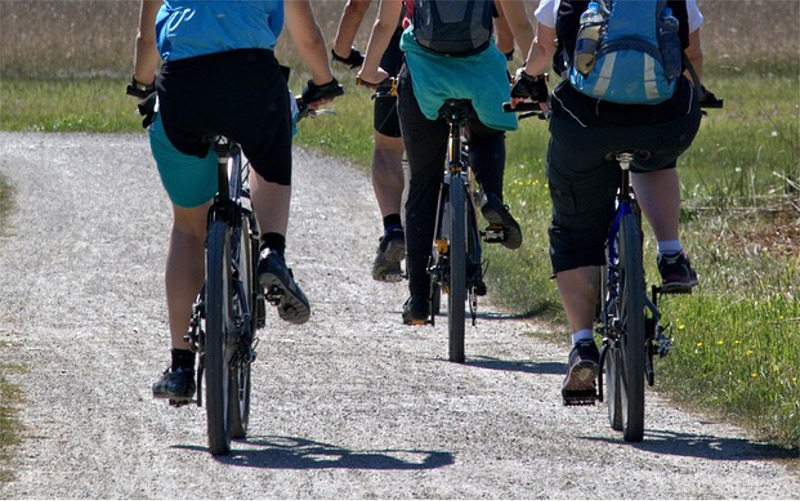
[183,136,262,455]
[427,100,486,363]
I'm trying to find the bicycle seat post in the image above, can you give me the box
[616,152,635,200]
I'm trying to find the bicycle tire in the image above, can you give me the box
[430,282,441,316]
[205,219,234,455]
[230,213,254,439]
[618,212,646,442]
[448,176,467,363]
[600,265,624,431]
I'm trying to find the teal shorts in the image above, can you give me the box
[149,112,218,208]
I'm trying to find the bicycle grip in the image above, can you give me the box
[503,101,541,113]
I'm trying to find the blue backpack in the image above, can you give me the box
[567,0,684,104]
[412,0,495,57]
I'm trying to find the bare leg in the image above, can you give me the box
[165,202,211,350]
[371,132,405,219]
[250,171,290,237]
[555,266,600,334]
[631,169,680,242]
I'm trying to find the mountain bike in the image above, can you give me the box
[511,91,722,442]
[424,99,507,363]
[180,94,341,456]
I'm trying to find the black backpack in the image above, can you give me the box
[413,0,495,57]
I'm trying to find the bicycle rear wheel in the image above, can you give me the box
[448,177,467,363]
[618,212,646,442]
[230,213,254,439]
[600,265,624,431]
[205,219,234,455]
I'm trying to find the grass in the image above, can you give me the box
[0,0,798,461]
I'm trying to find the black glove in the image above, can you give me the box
[301,78,344,105]
[134,91,158,128]
[504,50,514,62]
[331,47,364,69]
[511,71,549,102]
[125,74,155,99]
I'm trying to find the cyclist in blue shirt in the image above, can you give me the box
[358,0,533,324]
[130,0,341,402]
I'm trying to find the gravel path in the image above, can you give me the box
[0,132,797,499]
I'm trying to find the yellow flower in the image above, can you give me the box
[751,373,758,378]
[746,350,754,356]
[696,342,703,347]
[717,340,724,345]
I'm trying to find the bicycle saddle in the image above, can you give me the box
[604,150,651,162]
[437,99,476,122]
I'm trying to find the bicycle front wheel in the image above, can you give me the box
[205,219,234,455]
[618,212,646,442]
[447,178,467,363]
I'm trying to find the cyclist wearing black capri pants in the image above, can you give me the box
[331,0,408,283]
[130,0,341,402]
[358,0,533,324]
[510,0,706,396]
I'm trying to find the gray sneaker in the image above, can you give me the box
[372,229,405,282]
[152,365,196,402]
[258,249,311,325]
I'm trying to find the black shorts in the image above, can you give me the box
[373,28,404,138]
[157,49,293,185]
[546,78,702,273]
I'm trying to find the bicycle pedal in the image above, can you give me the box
[482,225,506,243]
[562,390,598,406]
[654,285,693,296]
[265,285,284,304]
[168,398,195,408]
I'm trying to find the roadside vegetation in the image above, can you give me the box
[1,0,797,458]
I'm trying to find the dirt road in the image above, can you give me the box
[0,132,796,499]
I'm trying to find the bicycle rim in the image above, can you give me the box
[448,178,467,363]
[619,213,646,442]
[601,265,624,431]
[205,220,234,455]
[230,214,253,439]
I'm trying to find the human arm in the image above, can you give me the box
[130,0,161,93]
[496,0,534,61]
[508,21,555,107]
[332,0,372,67]
[285,0,336,86]
[685,28,703,83]
[356,0,403,87]
[493,0,515,58]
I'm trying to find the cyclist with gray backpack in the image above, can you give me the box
[510,0,708,400]
[358,0,533,324]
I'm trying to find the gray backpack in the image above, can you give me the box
[413,0,495,57]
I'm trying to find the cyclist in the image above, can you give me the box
[510,0,706,398]
[129,0,341,402]
[331,0,408,283]
[358,0,534,324]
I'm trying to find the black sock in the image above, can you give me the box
[259,233,286,256]
[383,214,403,234]
[171,348,195,371]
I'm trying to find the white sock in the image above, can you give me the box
[657,240,682,258]
[572,329,594,345]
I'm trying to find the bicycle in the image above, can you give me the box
[511,91,722,442]
[424,99,511,364]
[165,93,340,456]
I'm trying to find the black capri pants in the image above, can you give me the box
[546,77,702,273]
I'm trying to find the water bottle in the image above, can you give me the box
[658,6,682,81]
[574,1,606,76]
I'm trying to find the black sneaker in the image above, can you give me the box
[258,248,311,325]
[562,340,599,405]
[402,294,430,325]
[480,192,522,250]
[658,251,698,292]
[152,365,196,402]
[372,229,405,282]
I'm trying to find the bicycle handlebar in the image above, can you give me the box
[295,83,344,122]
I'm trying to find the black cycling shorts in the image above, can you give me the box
[157,49,293,186]
[373,28,404,138]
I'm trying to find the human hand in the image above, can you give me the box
[510,69,549,108]
[331,46,365,70]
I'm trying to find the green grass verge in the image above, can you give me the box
[0,66,798,450]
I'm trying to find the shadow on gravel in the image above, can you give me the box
[174,436,454,469]
[581,429,799,461]
[464,356,565,375]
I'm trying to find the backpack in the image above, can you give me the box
[563,0,685,104]
[412,0,495,57]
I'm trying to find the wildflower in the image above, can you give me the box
[717,340,724,345]
[751,373,758,378]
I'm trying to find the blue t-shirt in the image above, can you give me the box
[399,28,518,132]
[156,0,283,62]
